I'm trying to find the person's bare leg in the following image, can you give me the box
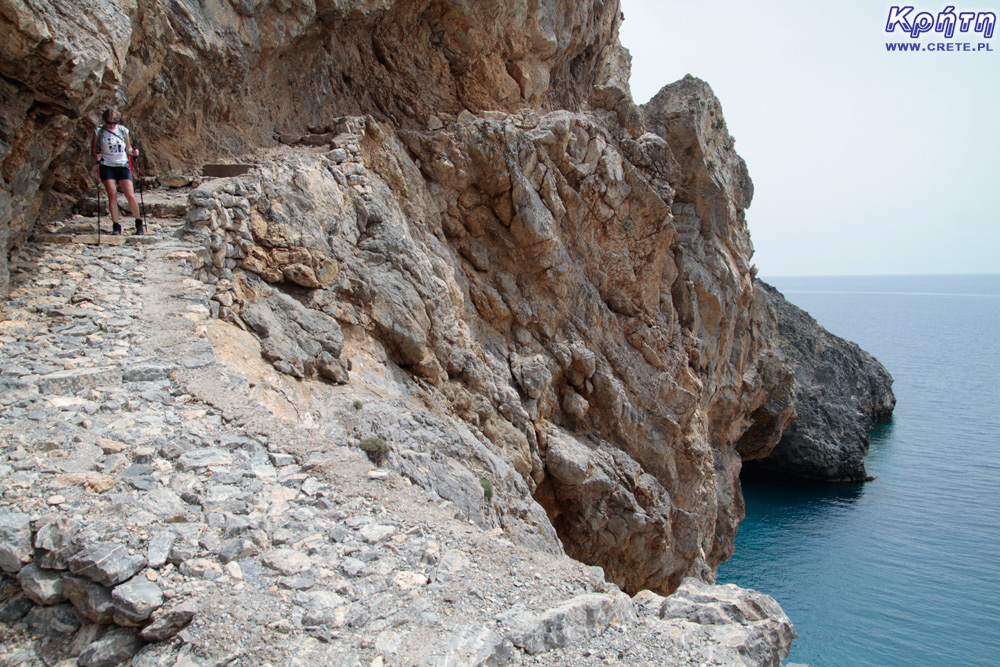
[120,179,141,220]
[102,179,120,230]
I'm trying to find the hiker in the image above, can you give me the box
[91,108,143,235]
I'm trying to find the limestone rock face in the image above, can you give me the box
[0,0,627,296]
[743,281,896,482]
[184,74,786,593]
[0,0,883,606]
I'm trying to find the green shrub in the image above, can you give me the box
[352,399,363,410]
[480,478,494,502]
[360,437,389,466]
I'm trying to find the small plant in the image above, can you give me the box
[359,437,389,466]
[622,218,634,233]
[352,399,363,410]
[480,478,494,502]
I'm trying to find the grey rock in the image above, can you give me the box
[123,362,176,382]
[358,524,395,543]
[329,525,351,543]
[178,558,223,580]
[0,511,32,573]
[177,448,233,470]
[743,281,896,482]
[112,575,164,624]
[24,602,81,636]
[0,592,34,623]
[278,573,316,590]
[340,557,369,578]
[37,367,122,394]
[262,548,311,575]
[17,563,66,605]
[431,549,469,584]
[147,531,176,569]
[63,575,115,624]
[78,626,144,667]
[240,291,344,381]
[68,542,147,587]
[509,592,636,654]
[659,578,797,666]
[297,590,347,626]
[222,514,252,538]
[134,446,157,463]
[168,541,201,565]
[269,452,295,467]
[438,625,514,667]
[140,599,198,642]
[34,515,82,569]
[219,537,260,563]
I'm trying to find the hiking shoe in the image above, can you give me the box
[135,220,144,235]
[112,222,122,235]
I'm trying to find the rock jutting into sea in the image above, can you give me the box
[741,280,896,482]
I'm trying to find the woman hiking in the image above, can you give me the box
[91,108,143,235]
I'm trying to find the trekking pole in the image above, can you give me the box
[96,161,102,244]
[135,154,147,233]
[128,134,148,235]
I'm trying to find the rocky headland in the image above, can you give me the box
[741,281,895,483]
[1,0,892,664]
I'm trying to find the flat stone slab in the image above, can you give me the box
[177,449,233,470]
[37,367,122,395]
[68,542,146,587]
[76,234,128,246]
[202,164,252,177]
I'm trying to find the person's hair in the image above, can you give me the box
[102,108,120,124]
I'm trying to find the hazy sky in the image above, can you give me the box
[619,0,1000,276]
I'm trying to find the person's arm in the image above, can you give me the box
[91,130,100,162]
[126,130,139,157]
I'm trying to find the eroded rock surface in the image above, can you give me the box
[0,217,795,665]
[178,80,786,593]
[742,281,895,482]
[0,0,627,296]
[1,0,897,662]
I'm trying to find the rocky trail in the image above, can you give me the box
[0,185,797,666]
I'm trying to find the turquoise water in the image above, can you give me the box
[718,275,1000,667]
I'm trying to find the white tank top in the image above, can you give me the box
[95,125,129,166]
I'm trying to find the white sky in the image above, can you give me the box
[619,0,1000,276]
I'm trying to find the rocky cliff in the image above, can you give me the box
[1,0,802,595]
[0,0,626,296]
[0,227,797,666]
[0,0,894,661]
[742,281,895,482]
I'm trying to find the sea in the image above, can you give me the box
[717,274,1000,667]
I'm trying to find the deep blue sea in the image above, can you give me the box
[717,274,1000,667]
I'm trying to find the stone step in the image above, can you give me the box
[76,186,191,219]
[31,233,126,246]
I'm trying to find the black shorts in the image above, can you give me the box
[99,164,132,182]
